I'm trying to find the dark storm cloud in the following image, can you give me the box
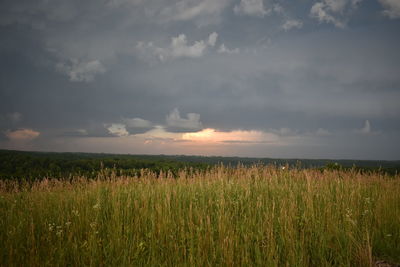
[1,0,400,159]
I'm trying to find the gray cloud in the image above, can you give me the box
[123,117,152,128]
[0,0,400,159]
[106,0,143,8]
[159,0,231,25]
[310,0,364,27]
[137,32,218,62]
[352,120,380,136]
[0,0,79,27]
[234,0,270,17]
[56,59,106,82]
[208,32,218,47]
[310,2,345,27]
[379,0,400,18]
[166,108,203,132]
[316,128,332,136]
[282,19,303,31]
[107,123,129,137]
[61,129,89,137]
[6,112,22,123]
[122,117,154,134]
[218,44,240,54]
[359,120,371,134]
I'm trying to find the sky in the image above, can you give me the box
[0,0,400,160]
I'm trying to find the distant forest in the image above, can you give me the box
[1,149,399,180]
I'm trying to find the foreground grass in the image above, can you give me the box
[0,166,399,266]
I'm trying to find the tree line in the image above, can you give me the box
[1,149,399,180]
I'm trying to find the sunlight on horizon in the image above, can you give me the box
[181,128,278,144]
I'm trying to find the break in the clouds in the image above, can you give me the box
[5,129,40,141]
[1,0,400,160]
[182,128,278,144]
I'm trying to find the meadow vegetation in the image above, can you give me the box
[1,165,399,266]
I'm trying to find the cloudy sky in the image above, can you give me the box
[1,0,400,160]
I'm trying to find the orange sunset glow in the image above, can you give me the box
[182,128,278,144]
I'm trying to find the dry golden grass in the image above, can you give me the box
[0,165,399,266]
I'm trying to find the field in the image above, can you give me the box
[1,165,399,266]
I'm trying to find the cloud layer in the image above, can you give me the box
[1,0,400,160]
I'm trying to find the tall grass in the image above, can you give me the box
[1,165,399,266]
